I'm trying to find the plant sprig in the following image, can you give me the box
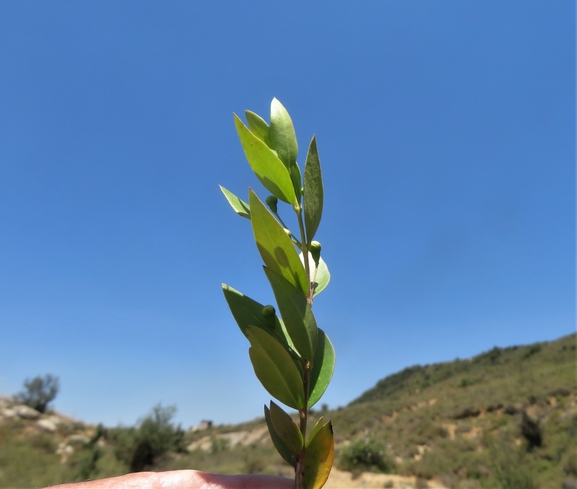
[220,98,335,489]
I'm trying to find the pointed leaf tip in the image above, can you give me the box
[304,135,323,242]
[245,110,273,148]
[219,185,250,219]
[303,420,334,489]
[269,401,303,454]
[234,114,296,205]
[270,98,298,171]
[265,405,297,468]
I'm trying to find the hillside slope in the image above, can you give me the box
[328,333,576,487]
[181,333,577,488]
[351,333,575,407]
[1,334,575,488]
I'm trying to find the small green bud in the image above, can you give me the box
[266,195,278,214]
[310,241,321,266]
[262,305,276,329]
[283,228,292,239]
[262,305,276,318]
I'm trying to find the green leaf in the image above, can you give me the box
[245,110,273,148]
[221,284,299,358]
[290,161,302,203]
[276,317,300,361]
[270,98,298,170]
[219,185,250,219]
[264,267,318,361]
[306,416,325,448]
[300,253,330,296]
[303,136,323,243]
[312,256,330,296]
[264,405,297,468]
[221,284,271,335]
[249,190,308,295]
[246,326,304,410]
[234,114,296,204]
[308,329,335,408]
[269,401,303,454]
[302,421,334,489]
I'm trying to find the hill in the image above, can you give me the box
[329,333,576,487]
[0,334,575,488]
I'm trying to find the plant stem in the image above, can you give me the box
[295,360,310,489]
[295,204,310,489]
[296,206,312,303]
[274,211,291,235]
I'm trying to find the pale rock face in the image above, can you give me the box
[68,434,90,445]
[186,425,269,452]
[13,404,41,419]
[37,418,58,432]
[46,415,64,426]
[56,442,75,463]
[190,420,212,432]
[1,408,17,418]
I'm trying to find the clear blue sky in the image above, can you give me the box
[0,2,574,428]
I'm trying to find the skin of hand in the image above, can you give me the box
[44,470,294,489]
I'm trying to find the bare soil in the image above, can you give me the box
[324,469,445,488]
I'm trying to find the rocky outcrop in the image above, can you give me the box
[504,402,524,415]
[454,407,480,419]
[486,402,503,412]
[0,395,94,463]
[13,404,41,419]
[190,420,213,432]
[187,425,268,452]
[37,418,58,432]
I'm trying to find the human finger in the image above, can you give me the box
[44,470,294,489]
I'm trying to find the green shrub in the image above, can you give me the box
[65,424,108,480]
[14,374,60,413]
[523,345,542,359]
[563,450,577,476]
[338,437,395,473]
[211,436,229,453]
[111,404,184,472]
[413,418,449,443]
[70,446,102,480]
[488,440,537,489]
[459,378,479,388]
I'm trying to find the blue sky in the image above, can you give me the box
[0,2,574,428]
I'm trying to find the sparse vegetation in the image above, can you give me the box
[0,333,574,488]
[332,333,576,488]
[14,374,60,413]
[338,437,395,474]
[110,404,185,472]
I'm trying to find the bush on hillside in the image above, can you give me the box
[338,437,395,474]
[14,374,60,413]
[488,439,537,489]
[111,404,185,472]
[68,424,106,480]
[523,344,542,359]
